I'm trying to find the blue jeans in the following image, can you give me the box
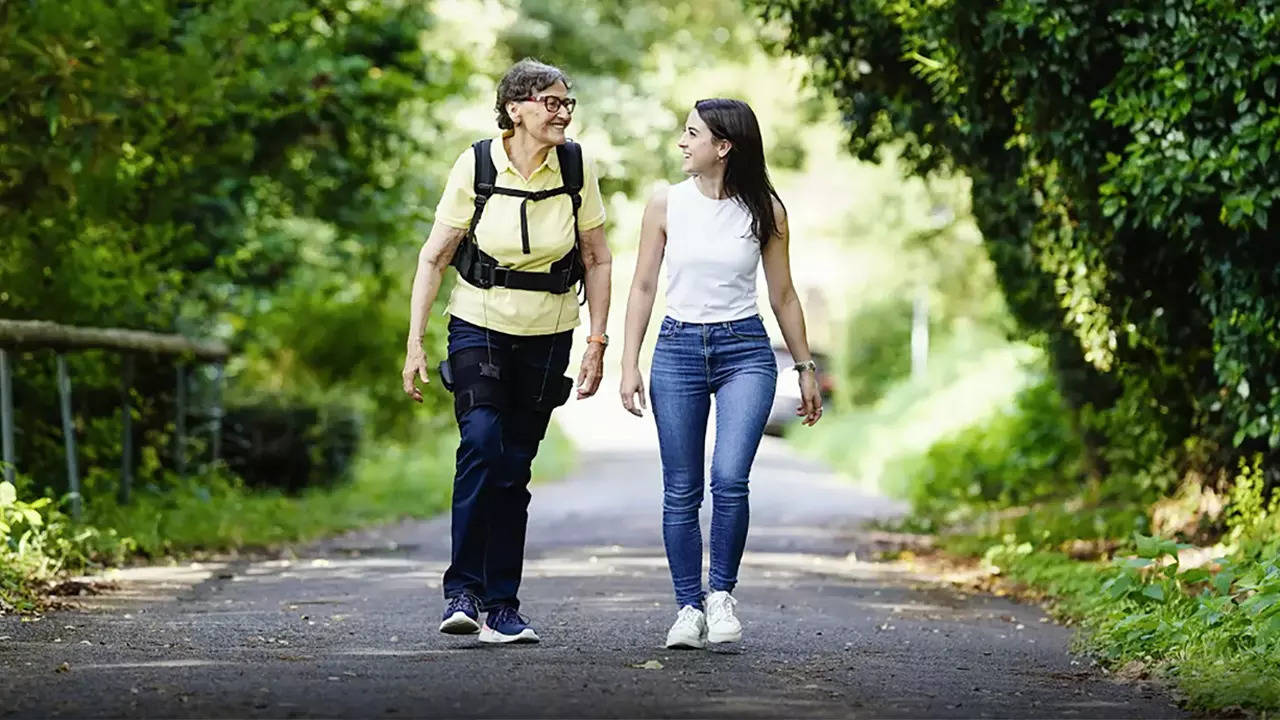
[442,316,572,611]
[649,314,777,609]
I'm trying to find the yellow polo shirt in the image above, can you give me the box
[434,134,606,336]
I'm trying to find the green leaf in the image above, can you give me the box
[1243,592,1280,616]
[44,92,60,138]
[20,507,42,528]
[0,481,15,507]
[1178,569,1211,585]
[1135,534,1177,559]
[1143,584,1166,601]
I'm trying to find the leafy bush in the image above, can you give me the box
[837,297,914,407]
[220,403,360,494]
[985,519,1280,711]
[756,0,1280,503]
[893,377,1088,528]
[1,479,135,613]
[0,0,467,501]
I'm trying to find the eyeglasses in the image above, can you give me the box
[522,95,577,114]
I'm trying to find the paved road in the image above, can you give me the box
[0,396,1183,718]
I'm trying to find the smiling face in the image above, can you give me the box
[678,108,731,175]
[506,80,573,145]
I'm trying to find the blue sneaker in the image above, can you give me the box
[479,606,540,644]
[439,593,481,635]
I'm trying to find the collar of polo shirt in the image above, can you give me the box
[493,130,562,178]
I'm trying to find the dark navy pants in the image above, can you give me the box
[441,315,572,611]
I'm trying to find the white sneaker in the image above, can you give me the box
[664,605,707,649]
[706,591,741,643]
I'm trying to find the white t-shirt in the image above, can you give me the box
[662,178,761,323]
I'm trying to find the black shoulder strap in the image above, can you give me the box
[472,139,497,205]
[555,140,587,305]
[555,141,584,204]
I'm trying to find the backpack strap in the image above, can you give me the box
[469,138,498,235]
[555,141,584,229]
[555,141,586,304]
[449,138,587,297]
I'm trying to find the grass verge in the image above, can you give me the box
[1,420,577,614]
[964,538,1280,713]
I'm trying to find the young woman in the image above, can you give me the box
[619,99,822,649]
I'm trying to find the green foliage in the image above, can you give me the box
[1,0,467,503]
[981,526,1280,712]
[793,325,1040,494]
[757,0,1280,494]
[1,479,135,613]
[893,377,1088,528]
[0,419,522,612]
[828,150,1007,409]
[837,297,914,407]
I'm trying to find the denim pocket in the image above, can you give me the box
[726,316,768,340]
[658,316,679,338]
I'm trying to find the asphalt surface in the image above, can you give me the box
[0,397,1185,719]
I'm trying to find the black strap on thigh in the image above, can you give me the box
[445,346,507,417]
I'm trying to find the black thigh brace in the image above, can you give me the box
[442,346,507,417]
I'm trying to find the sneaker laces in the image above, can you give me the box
[707,593,737,624]
[489,605,529,628]
[447,592,480,616]
[673,605,703,631]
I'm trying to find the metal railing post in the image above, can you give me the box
[55,354,82,520]
[119,355,134,504]
[210,362,224,464]
[1,348,14,485]
[175,364,187,477]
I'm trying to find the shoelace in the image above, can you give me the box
[674,606,703,629]
[707,595,736,624]
[449,593,480,616]
[489,606,529,629]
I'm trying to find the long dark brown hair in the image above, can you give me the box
[694,98,784,245]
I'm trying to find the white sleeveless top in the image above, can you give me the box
[663,178,761,323]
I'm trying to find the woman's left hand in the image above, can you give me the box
[796,370,823,426]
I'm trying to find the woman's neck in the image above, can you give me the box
[692,167,728,200]
[504,130,553,181]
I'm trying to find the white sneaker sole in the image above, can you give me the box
[479,625,540,644]
[665,634,707,650]
[707,626,742,644]
[439,611,481,635]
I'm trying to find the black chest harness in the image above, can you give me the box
[449,138,586,297]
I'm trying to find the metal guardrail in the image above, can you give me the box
[0,319,230,519]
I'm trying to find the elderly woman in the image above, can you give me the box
[402,59,612,644]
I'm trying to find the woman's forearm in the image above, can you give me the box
[621,283,657,370]
[407,224,467,350]
[407,257,445,350]
[771,289,813,364]
[583,254,612,338]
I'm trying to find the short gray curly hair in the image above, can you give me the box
[495,58,571,130]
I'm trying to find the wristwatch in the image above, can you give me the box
[793,359,817,373]
[587,333,609,347]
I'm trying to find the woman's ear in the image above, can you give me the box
[507,100,522,126]
[717,140,733,160]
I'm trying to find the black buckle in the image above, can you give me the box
[491,266,510,287]
[471,263,495,288]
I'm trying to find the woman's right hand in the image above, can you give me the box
[402,346,430,403]
[619,365,647,417]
